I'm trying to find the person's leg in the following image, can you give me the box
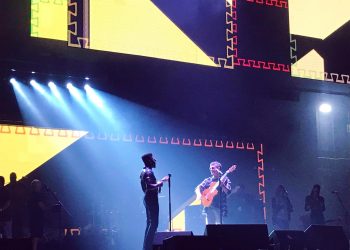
[213,208,221,224]
[143,198,151,250]
[144,199,159,250]
[205,207,216,225]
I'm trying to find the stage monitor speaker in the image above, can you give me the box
[204,224,269,250]
[304,225,349,250]
[0,239,31,250]
[269,230,305,250]
[153,231,193,249]
[163,236,216,250]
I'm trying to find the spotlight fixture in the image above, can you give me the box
[319,103,332,113]
[85,77,90,80]
[66,82,73,89]
[48,81,56,88]
[30,79,37,85]
[10,69,16,72]
[31,71,36,74]
[10,78,17,84]
[84,84,91,90]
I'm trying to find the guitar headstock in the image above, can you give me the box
[227,164,237,173]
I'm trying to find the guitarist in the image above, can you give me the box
[195,161,236,224]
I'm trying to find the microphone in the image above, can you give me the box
[168,174,172,178]
[332,190,339,194]
[217,169,223,175]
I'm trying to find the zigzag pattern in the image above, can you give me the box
[30,1,40,37]
[292,69,350,84]
[290,34,298,64]
[68,0,89,48]
[246,0,288,8]
[257,143,267,222]
[209,0,237,69]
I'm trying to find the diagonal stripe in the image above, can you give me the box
[0,124,87,184]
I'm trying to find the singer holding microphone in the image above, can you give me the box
[140,153,169,250]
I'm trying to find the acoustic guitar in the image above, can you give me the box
[201,165,236,207]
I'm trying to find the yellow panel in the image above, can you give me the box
[0,124,87,184]
[31,0,68,41]
[289,0,350,39]
[291,49,324,80]
[89,0,217,67]
[171,210,186,231]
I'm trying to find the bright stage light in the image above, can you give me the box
[85,77,90,80]
[30,79,47,96]
[319,103,332,113]
[66,82,73,89]
[85,84,104,108]
[48,81,63,101]
[10,78,17,85]
[48,81,55,88]
[67,82,85,103]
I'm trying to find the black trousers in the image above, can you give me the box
[143,195,159,250]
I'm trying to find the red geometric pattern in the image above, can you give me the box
[216,0,290,73]
[84,132,257,150]
[234,58,290,72]
[85,131,267,221]
[246,0,288,9]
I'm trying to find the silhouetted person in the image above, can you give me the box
[28,179,47,250]
[140,153,169,250]
[305,184,325,225]
[272,185,293,229]
[8,172,27,238]
[0,176,11,238]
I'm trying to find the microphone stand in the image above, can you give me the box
[44,184,73,242]
[219,173,223,225]
[168,174,172,231]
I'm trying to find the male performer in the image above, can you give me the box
[140,153,169,250]
[0,176,11,238]
[195,161,235,224]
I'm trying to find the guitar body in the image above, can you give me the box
[201,182,218,207]
[199,164,237,208]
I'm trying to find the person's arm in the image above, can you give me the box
[195,179,208,199]
[220,177,231,194]
[144,173,168,191]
